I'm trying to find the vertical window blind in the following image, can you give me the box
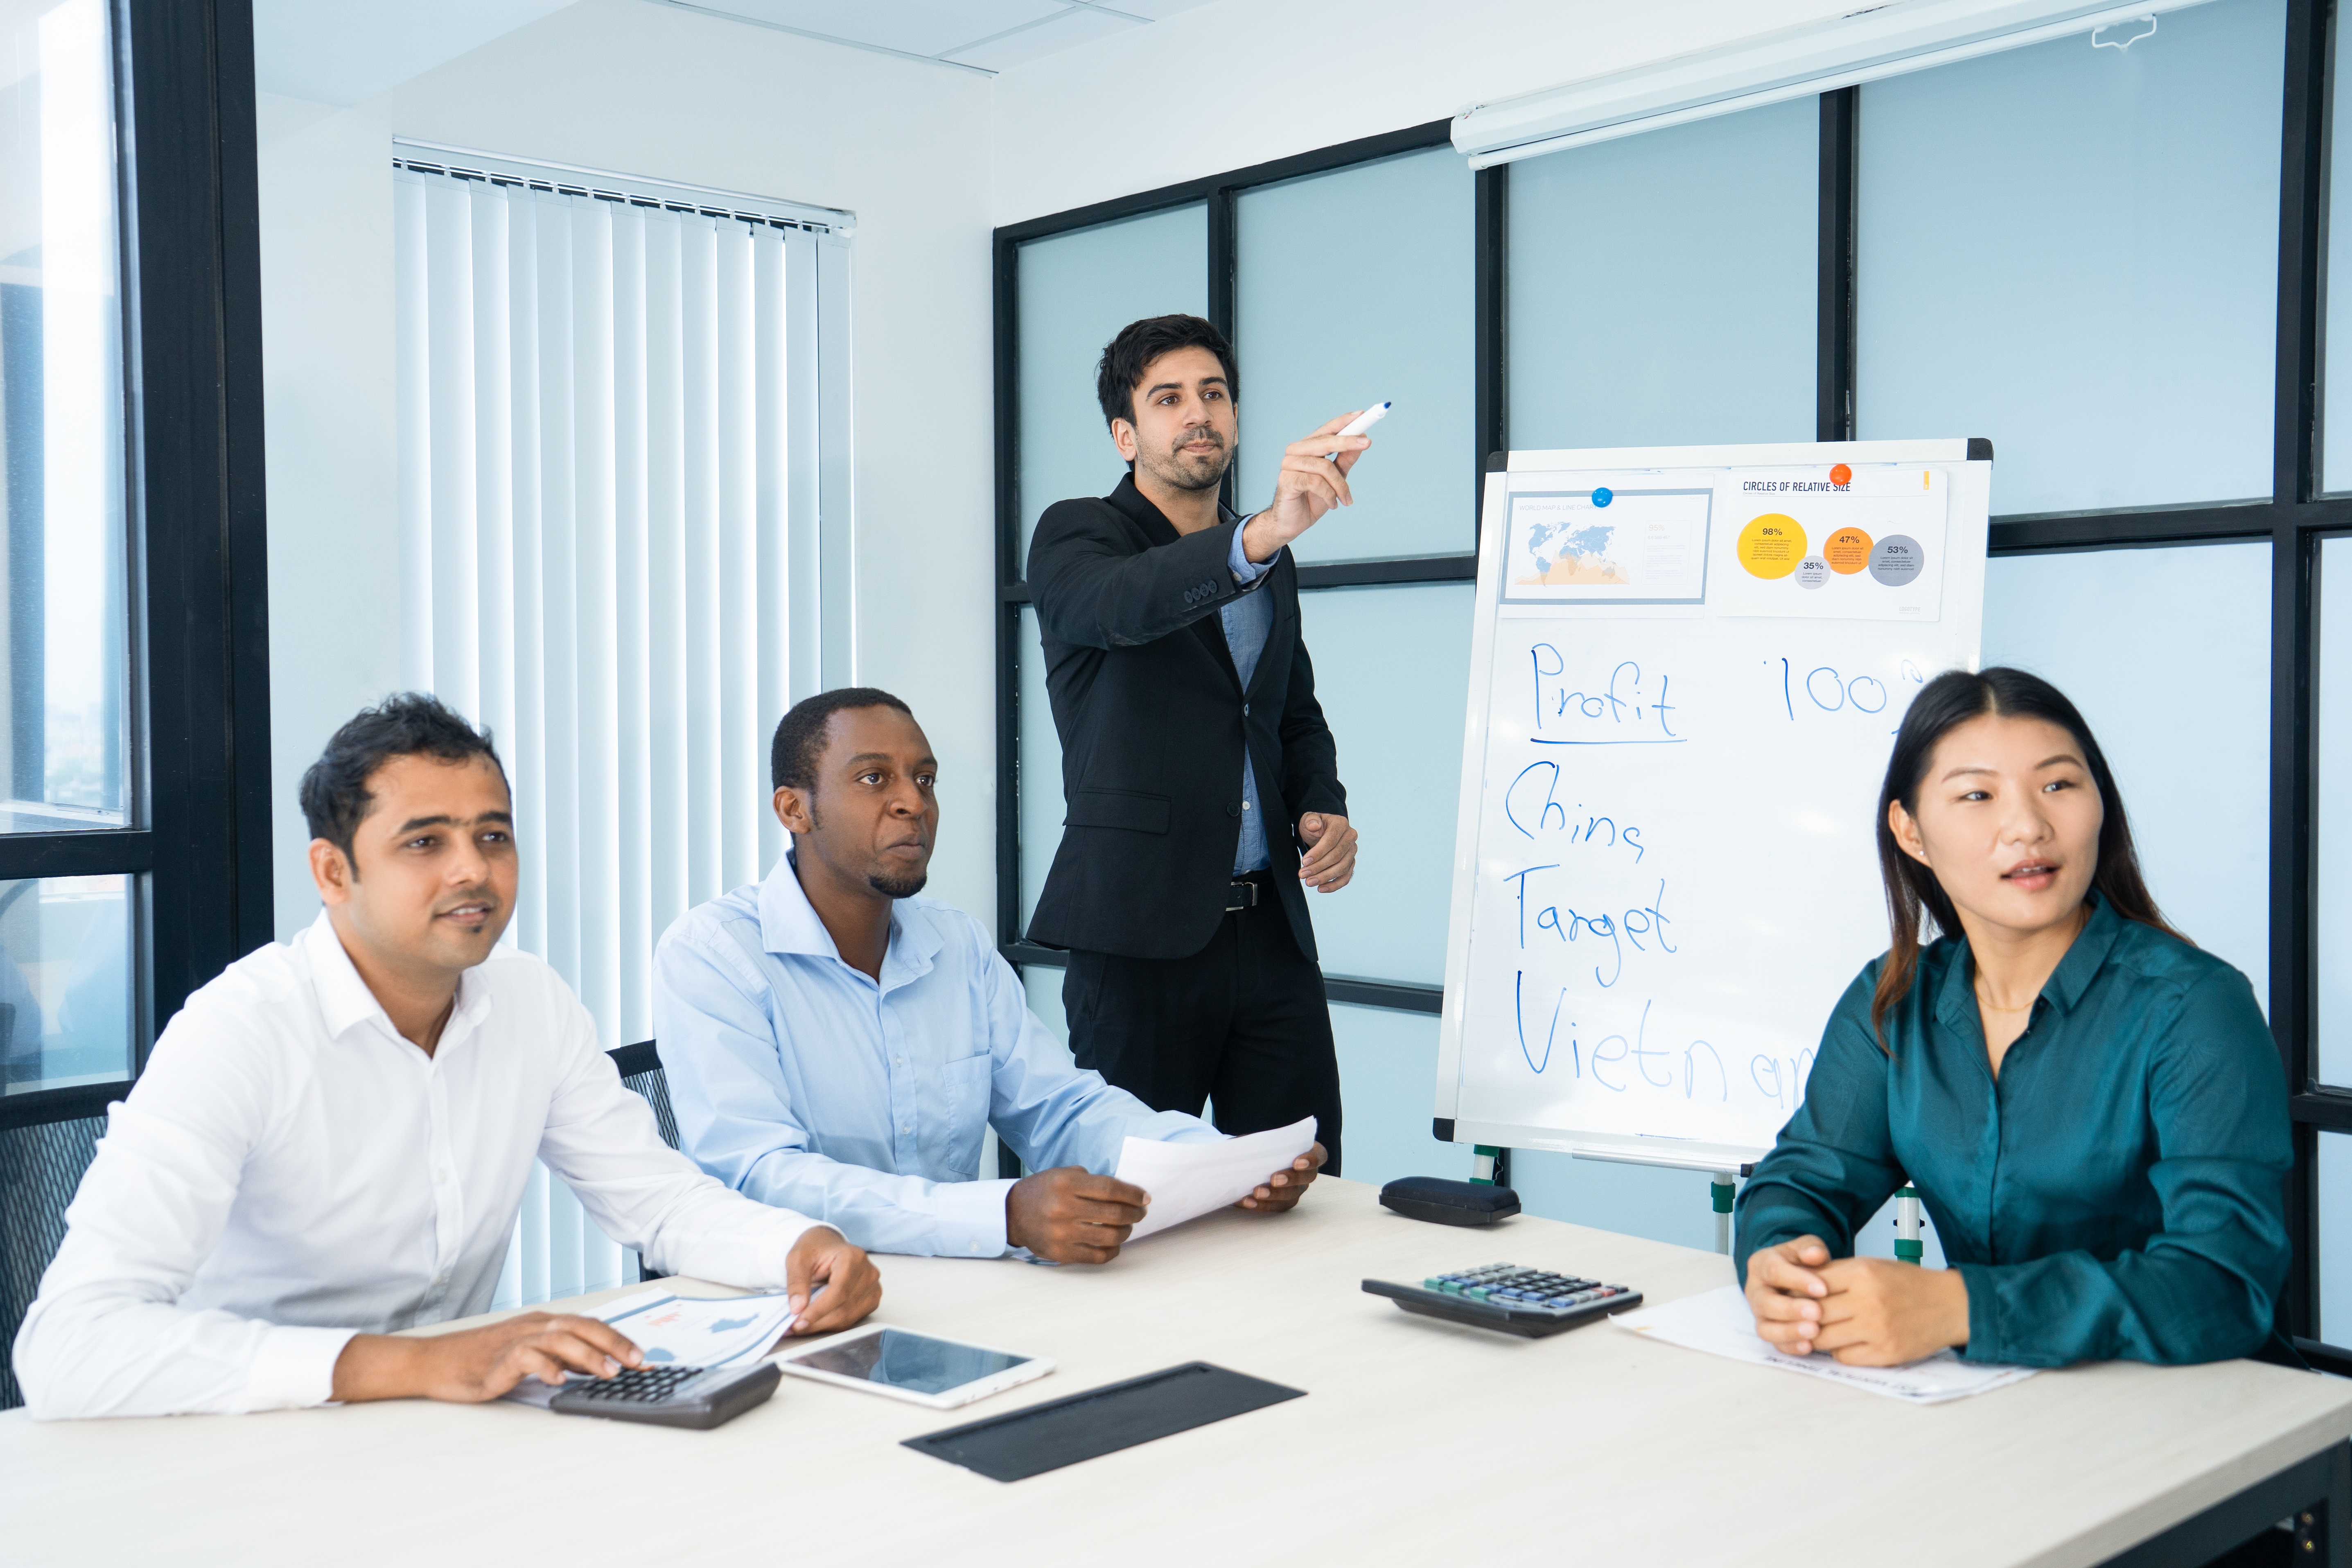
[392,151,851,1305]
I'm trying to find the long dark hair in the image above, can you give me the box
[1870,667,2184,1041]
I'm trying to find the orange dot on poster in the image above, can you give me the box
[1824,526,1873,574]
[1828,463,1852,486]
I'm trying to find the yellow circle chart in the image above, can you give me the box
[1824,526,1873,574]
[1737,514,1807,580]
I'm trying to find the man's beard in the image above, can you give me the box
[867,868,927,899]
[1143,430,1233,493]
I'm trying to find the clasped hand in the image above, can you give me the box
[1005,1143,1327,1265]
[1743,1234,1970,1366]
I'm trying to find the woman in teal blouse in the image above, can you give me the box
[1736,667,2290,1368]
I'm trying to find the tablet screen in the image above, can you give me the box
[790,1329,1032,1396]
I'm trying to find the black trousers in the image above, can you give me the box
[1063,883,1343,1177]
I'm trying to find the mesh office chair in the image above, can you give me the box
[607,1040,679,1282]
[0,1105,110,1411]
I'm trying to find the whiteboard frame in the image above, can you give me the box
[1433,438,1993,1172]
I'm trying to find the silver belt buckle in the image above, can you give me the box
[1225,881,1259,912]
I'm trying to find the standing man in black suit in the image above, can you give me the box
[1025,314,1370,1174]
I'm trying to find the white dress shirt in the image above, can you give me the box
[13,912,825,1420]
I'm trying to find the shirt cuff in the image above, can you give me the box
[248,1324,359,1410]
[934,1177,1019,1257]
[1227,521,1270,583]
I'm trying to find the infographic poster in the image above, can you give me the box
[1710,463,1949,622]
[1503,484,1711,605]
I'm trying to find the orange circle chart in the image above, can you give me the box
[1737,514,1807,579]
[1824,526,1873,574]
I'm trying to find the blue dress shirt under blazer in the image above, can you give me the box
[1734,895,2291,1367]
[652,854,1223,1257]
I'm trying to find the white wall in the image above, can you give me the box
[258,0,995,945]
[989,0,1861,224]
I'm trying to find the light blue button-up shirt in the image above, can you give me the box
[1225,525,1274,873]
[652,854,1223,1258]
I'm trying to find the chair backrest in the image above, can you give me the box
[0,1108,109,1411]
[607,1040,680,1152]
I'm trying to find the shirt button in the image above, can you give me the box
[901,1123,912,1134]
[894,1056,903,1066]
[435,1169,450,1184]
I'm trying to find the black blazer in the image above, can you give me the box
[1025,475,1346,962]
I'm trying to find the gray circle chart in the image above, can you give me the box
[1869,535,1923,586]
[1796,556,1829,589]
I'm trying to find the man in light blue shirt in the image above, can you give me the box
[654,688,1325,1261]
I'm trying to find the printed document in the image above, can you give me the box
[496,1288,799,1408]
[1115,1116,1318,1241]
[1612,1285,2036,1404]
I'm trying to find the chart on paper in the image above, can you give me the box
[1436,442,1991,1168]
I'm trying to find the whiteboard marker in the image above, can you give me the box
[1323,401,1390,460]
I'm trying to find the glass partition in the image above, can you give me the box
[1236,147,1474,564]
[1508,97,1817,451]
[1294,582,1473,984]
[2318,536,2351,1083]
[0,872,131,1092]
[1858,0,2283,515]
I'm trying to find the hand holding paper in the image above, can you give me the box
[1116,1117,1319,1242]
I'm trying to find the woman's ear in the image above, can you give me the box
[1888,797,1933,868]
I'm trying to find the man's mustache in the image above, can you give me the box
[1171,429,1226,456]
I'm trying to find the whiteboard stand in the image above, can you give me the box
[1433,439,1993,1252]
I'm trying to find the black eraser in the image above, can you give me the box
[1379,1176,1521,1227]
[1967,437,1993,462]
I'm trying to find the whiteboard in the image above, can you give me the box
[1434,440,1991,1171]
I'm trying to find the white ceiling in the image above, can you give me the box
[253,0,1220,104]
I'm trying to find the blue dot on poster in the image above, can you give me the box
[1591,487,1613,508]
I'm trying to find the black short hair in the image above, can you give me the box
[1095,315,1238,432]
[299,693,509,869]
[772,687,915,792]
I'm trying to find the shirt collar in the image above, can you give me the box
[756,849,944,990]
[1932,891,2120,1028]
[1106,472,1241,545]
[297,909,492,1048]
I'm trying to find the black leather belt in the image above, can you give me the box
[1225,871,1272,912]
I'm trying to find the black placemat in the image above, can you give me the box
[902,1361,1305,1482]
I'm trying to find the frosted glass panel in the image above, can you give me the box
[1858,0,2281,515]
[1329,1003,1447,1188]
[1237,149,1474,564]
[2318,536,2352,1083]
[2329,23,2352,493]
[1509,98,1816,450]
[0,873,131,1093]
[2324,1133,2352,1344]
[1016,205,1206,574]
[1295,583,1474,984]
[1982,543,2270,1002]
[1016,605,1062,937]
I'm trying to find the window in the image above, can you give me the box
[393,151,851,1302]
[0,0,267,1104]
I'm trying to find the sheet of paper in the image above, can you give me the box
[1611,1285,2037,1404]
[1115,1116,1318,1241]
[598,1287,800,1369]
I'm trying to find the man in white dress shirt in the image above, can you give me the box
[13,694,880,1419]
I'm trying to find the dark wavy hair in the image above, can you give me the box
[1870,666,2184,1041]
[299,693,508,869]
[1095,314,1238,433]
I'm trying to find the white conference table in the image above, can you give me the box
[6,1178,2351,1567]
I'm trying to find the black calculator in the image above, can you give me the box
[1362,1263,1641,1338]
[548,1359,782,1430]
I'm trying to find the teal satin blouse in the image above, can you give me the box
[1734,895,2291,1367]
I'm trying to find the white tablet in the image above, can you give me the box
[775,1324,1054,1410]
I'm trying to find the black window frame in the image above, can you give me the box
[993,0,2352,1359]
[0,0,273,1133]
